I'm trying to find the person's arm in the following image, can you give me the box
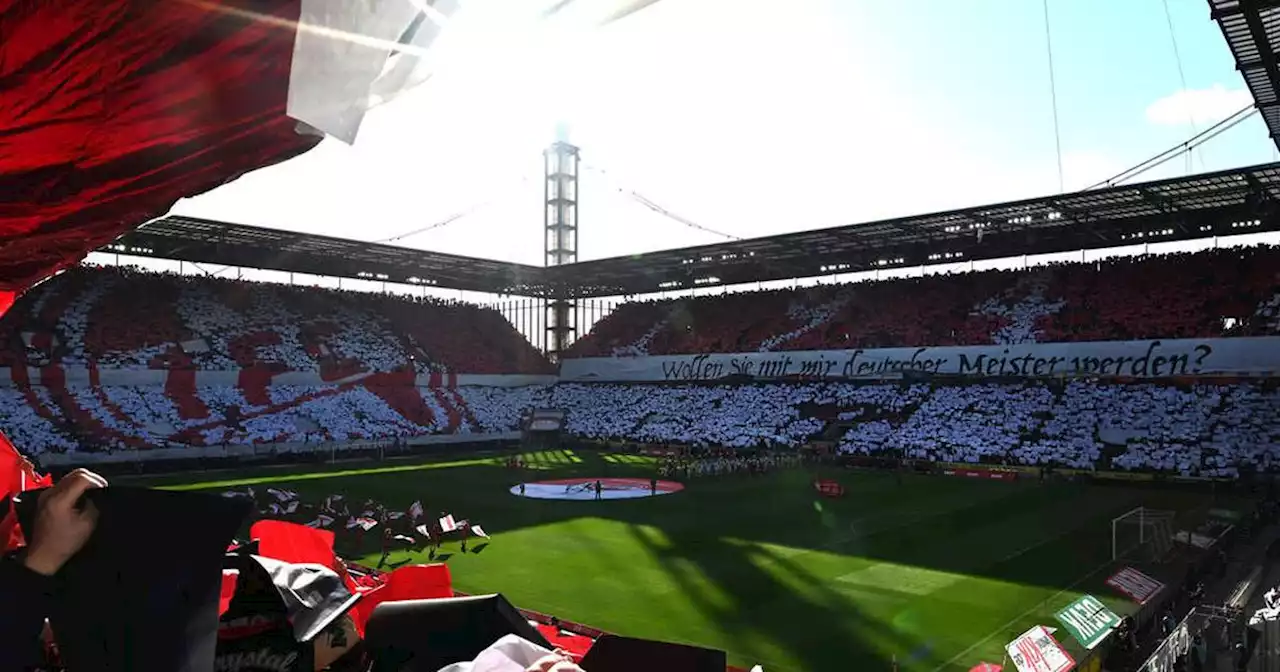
[0,469,106,670]
[0,553,59,670]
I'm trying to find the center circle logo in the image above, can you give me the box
[510,477,684,501]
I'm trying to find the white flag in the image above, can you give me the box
[350,517,379,531]
[415,524,431,537]
[470,525,488,539]
[387,511,405,520]
[285,501,300,515]
[439,514,459,533]
[409,500,423,521]
[306,515,335,529]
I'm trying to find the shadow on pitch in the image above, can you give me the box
[624,522,919,671]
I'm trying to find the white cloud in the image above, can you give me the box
[1145,85,1253,126]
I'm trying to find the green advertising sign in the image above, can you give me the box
[1055,595,1121,650]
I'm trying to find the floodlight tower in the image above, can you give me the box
[543,139,579,361]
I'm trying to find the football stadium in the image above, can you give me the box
[4,1,1280,672]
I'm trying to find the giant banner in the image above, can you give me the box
[559,337,1280,383]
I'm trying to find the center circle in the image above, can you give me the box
[510,477,685,500]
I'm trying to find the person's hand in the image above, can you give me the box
[525,651,583,672]
[23,469,107,576]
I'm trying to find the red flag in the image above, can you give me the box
[0,432,48,498]
[249,520,339,573]
[219,570,240,617]
[0,431,51,552]
[385,564,453,601]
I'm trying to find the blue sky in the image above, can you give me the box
[169,0,1277,269]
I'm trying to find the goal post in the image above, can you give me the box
[1112,507,1177,562]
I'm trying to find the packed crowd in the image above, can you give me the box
[656,450,804,479]
[2,379,1276,476]
[0,265,552,374]
[567,246,1280,357]
[0,382,552,452]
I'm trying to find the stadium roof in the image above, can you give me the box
[110,217,549,296]
[115,161,1280,298]
[1210,0,1280,148]
[563,162,1280,297]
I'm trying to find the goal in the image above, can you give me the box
[1112,507,1176,562]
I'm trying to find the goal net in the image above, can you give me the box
[1112,507,1176,562]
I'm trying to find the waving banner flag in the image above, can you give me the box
[415,524,431,538]
[349,517,379,531]
[386,511,405,521]
[267,488,297,502]
[306,515,335,529]
[285,501,300,515]
[470,525,489,539]
[409,500,423,521]
[439,514,459,533]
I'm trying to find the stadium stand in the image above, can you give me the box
[566,246,1280,357]
[3,376,1277,477]
[0,250,1276,476]
[0,265,553,375]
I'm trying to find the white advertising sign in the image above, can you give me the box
[559,337,1280,383]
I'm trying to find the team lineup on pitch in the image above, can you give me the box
[511,477,685,500]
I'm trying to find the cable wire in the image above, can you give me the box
[375,177,532,243]
[1160,0,1205,172]
[1042,0,1065,193]
[583,163,743,241]
[1084,105,1257,190]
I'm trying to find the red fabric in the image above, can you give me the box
[0,430,51,551]
[1,500,24,552]
[0,0,321,293]
[348,583,386,636]
[535,625,594,662]
[346,564,453,634]
[249,519,339,571]
[384,563,453,601]
[219,570,240,617]
[0,431,50,498]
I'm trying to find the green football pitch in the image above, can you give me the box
[138,450,1235,672]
